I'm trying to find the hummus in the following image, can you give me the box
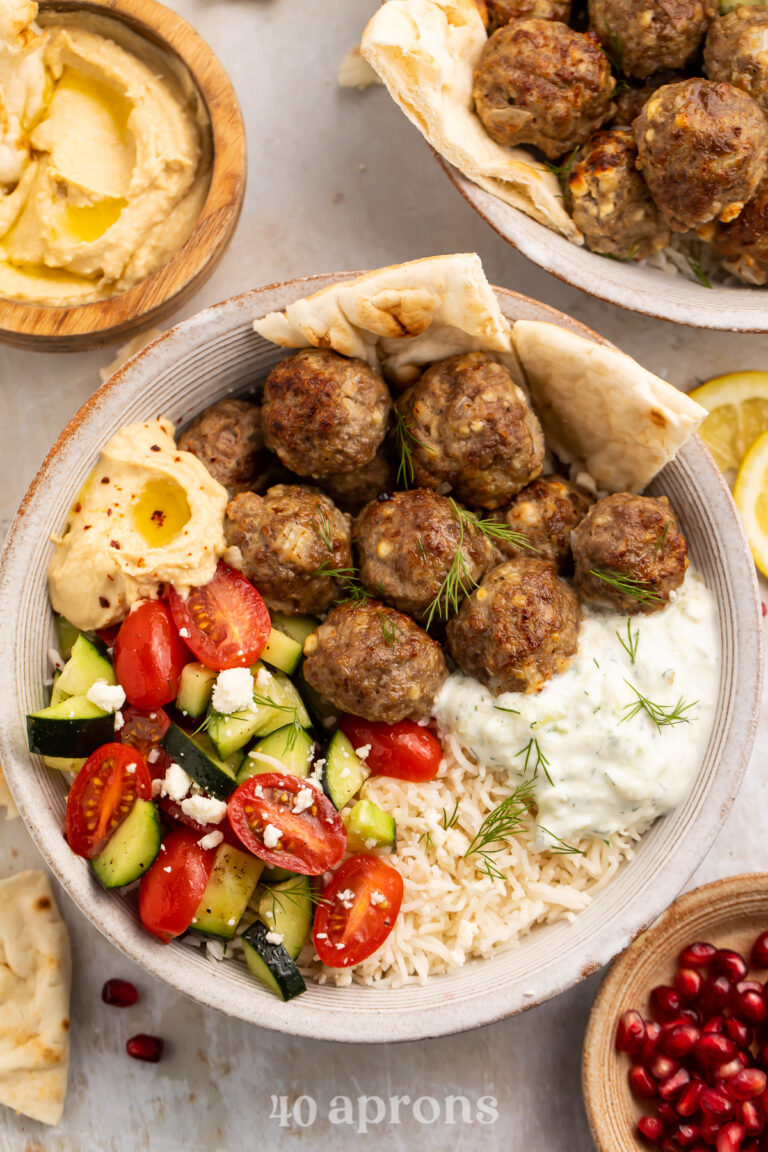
[48,418,228,632]
[0,0,212,305]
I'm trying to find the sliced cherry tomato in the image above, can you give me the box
[138,827,216,944]
[227,773,346,875]
[114,601,188,710]
[119,706,171,779]
[168,562,270,671]
[157,796,240,847]
[95,624,121,649]
[66,743,152,859]
[313,854,404,967]
[339,717,443,782]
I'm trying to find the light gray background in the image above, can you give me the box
[2,1,768,1148]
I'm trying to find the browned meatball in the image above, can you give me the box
[303,602,448,723]
[261,349,392,480]
[571,492,688,614]
[396,353,545,511]
[354,490,496,621]
[485,0,571,32]
[473,20,615,159]
[320,449,395,515]
[710,175,768,284]
[493,475,593,570]
[446,558,582,694]
[178,398,265,497]
[705,8,768,117]
[564,129,670,259]
[589,0,716,79]
[634,79,768,231]
[609,72,684,126]
[224,485,351,615]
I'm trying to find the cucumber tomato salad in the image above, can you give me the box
[27,564,437,1002]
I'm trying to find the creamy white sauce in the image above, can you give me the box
[433,569,719,846]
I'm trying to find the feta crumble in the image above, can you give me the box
[198,830,224,850]
[369,890,385,906]
[255,666,272,691]
[292,786,315,814]
[263,823,283,848]
[147,748,161,764]
[212,666,254,715]
[151,779,162,798]
[355,744,371,761]
[161,762,193,802]
[336,888,355,909]
[86,679,126,713]
[265,930,284,945]
[180,794,228,824]
[113,710,124,732]
[179,627,190,638]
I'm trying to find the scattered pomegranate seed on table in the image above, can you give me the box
[126,1034,164,1063]
[101,978,139,1008]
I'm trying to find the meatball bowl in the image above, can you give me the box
[0,256,760,1042]
[363,0,768,329]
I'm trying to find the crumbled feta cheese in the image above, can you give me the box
[178,627,190,638]
[340,767,350,779]
[163,866,172,873]
[369,890,385,906]
[336,888,355,909]
[151,779,162,798]
[161,762,193,803]
[197,830,224,851]
[322,716,337,729]
[292,786,315,814]
[335,942,345,950]
[265,931,284,945]
[263,823,283,848]
[48,648,64,671]
[180,794,228,824]
[365,838,377,850]
[255,667,272,691]
[212,667,254,715]
[113,710,124,732]
[227,918,236,927]
[86,679,126,713]
[125,764,135,775]
[316,932,328,939]
[307,758,325,789]
[355,744,371,761]
[147,748,160,764]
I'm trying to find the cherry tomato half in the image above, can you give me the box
[168,562,270,672]
[66,743,152,859]
[339,717,443,782]
[138,827,216,944]
[227,773,346,875]
[114,601,188,710]
[118,706,171,779]
[313,854,404,968]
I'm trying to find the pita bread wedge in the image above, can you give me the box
[0,870,71,1127]
[0,764,18,819]
[513,320,706,493]
[254,253,523,387]
[360,0,581,242]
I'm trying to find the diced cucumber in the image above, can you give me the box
[255,875,313,959]
[176,662,216,718]
[294,662,338,728]
[260,628,303,675]
[344,799,396,852]
[269,612,319,647]
[242,921,307,1001]
[261,864,298,883]
[43,754,86,773]
[266,669,312,730]
[50,670,68,708]
[237,725,315,784]
[54,615,81,662]
[27,695,115,759]
[162,724,238,800]
[57,634,116,697]
[193,844,263,939]
[207,664,312,761]
[90,799,162,889]
[322,731,367,811]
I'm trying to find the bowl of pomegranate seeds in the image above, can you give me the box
[584,873,768,1152]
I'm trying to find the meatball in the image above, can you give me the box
[588,0,716,79]
[472,20,615,159]
[178,398,265,497]
[564,129,670,259]
[396,353,545,510]
[710,175,768,285]
[446,558,582,694]
[634,79,768,231]
[224,485,351,615]
[493,475,594,570]
[354,490,496,621]
[262,349,392,480]
[303,601,448,724]
[571,492,688,614]
[705,7,768,118]
[320,449,395,515]
[485,0,571,32]
[610,72,683,126]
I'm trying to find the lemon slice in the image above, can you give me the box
[734,429,768,577]
[690,371,768,484]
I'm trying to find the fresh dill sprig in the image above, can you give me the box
[311,509,335,553]
[416,536,427,562]
[515,736,553,787]
[654,521,670,559]
[603,241,639,264]
[601,20,625,75]
[379,612,399,647]
[424,514,477,630]
[441,801,460,831]
[313,562,372,605]
[493,703,520,715]
[418,829,433,854]
[537,826,585,856]
[450,499,537,553]
[258,878,331,925]
[392,408,431,488]
[543,147,579,180]
[590,568,664,604]
[464,776,537,873]
[620,681,698,730]
[616,619,639,665]
[250,692,303,749]
[687,240,712,289]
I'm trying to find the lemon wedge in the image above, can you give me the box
[690,371,768,484]
[734,429,768,577]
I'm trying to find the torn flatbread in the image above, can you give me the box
[338,45,383,89]
[0,870,70,1127]
[360,0,581,241]
[0,764,18,819]
[513,320,706,493]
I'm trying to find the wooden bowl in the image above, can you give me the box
[583,873,768,1151]
[0,0,246,353]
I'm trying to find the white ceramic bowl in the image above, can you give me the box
[0,275,762,1042]
[438,157,768,332]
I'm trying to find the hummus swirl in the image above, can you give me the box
[0,1,212,304]
[48,418,228,632]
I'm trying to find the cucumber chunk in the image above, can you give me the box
[43,754,86,773]
[242,921,307,1001]
[345,799,397,852]
[54,615,81,662]
[322,731,367,811]
[260,864,298,884]
[207,663,312,761]
[237,725,314,784]
[50,670,68,708]
[255,875,313,959]
[266,669,312,730]
[269,612,319,647]
[57,634,116,697]
[162,724,238,800]
[176,662,216,718]
[260,628,303,676]
[193,844,263,939]
[27,695,115,759]
[90,799,162,889]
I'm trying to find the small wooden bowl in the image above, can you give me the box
[583,873,768,1152]
[0,0,246,353]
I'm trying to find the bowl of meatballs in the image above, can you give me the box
[363,0,768,330]
[0,264,761,1042]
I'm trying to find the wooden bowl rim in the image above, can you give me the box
[0,0,245,342]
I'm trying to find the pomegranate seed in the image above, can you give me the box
[702,1115,722,1145]
[699,1035,739,1066]
[641,1022,664,1066]
[652,1053,681,1080]
[678,968,705,1002]
[664,1025,702,1058]
[661,1069,692,1101]
[653,986,685,1023]
[682,942,719,969]
[678,1080,705,1117]
[726,1019,753,1048]
[101,978,138,1008]
[126,1034,164,1063]
[638,1115,665,1142]
[716,1122,745,1152]
[702,978,734,1016]
[701,1088,736,1121]
[733,991,768,1025]
[705,1017,728,1035]
[713,952,750,984]
[739,1102,765,1136]
[750,933,768,969]
[677,1124,703,1149]
[719,1059,749,1081]
[660,1139,677,1152]
[616,1009,647,1054]
[731,1072,768,1102]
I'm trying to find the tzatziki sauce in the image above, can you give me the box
[433,569,719,846]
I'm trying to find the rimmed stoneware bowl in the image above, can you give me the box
[583,873,768,1151]
[0,0,246,354]
[438,157,768,332]
[0,275,762,1042]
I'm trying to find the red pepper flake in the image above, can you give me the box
[74,502,82,513]
[99,596,110,608]
[151,510,166,526]
[110,540,121,550]
[106,508,112,517]
[136,558,145,568]
[100,477,110,484]
[150,445,161,452]
[762,602,766,618]
[83,525,92,531]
